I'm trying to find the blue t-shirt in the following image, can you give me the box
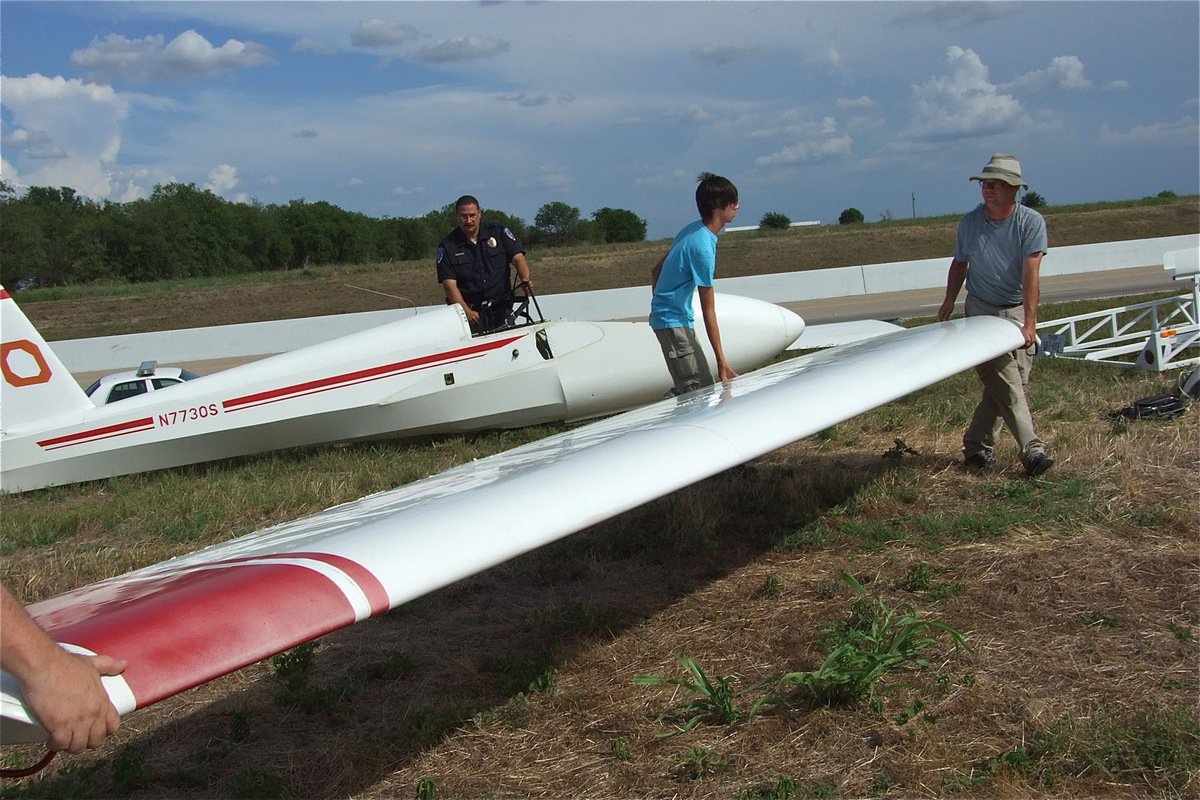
[954,203,1048,307]
[649,220,717,330]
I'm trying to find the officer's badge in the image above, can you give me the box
[487,237,497,248]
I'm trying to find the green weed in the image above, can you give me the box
[770,573,967,709]
[610,736,633,762]
[634,655,765,735]
[676,747,728,780]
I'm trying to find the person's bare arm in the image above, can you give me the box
[511,252,533,288]
[1,585,127,753]
[937,258,969,321]
[697,286,737,382]
[1020,252,1044,347]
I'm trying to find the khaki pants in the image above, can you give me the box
[654,327,714,396]
[964,295,1046,465]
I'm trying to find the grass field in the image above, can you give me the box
[1,199,1197,799]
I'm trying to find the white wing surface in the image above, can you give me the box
[1,317,1022,744]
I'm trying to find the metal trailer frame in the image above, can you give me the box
[1036,249,1199,372]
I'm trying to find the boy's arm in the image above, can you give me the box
[697,286,737,382]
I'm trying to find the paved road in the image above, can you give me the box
[782,265,1181,324]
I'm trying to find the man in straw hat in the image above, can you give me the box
[937,153,1054,477]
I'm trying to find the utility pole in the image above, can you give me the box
[911,193,916,220]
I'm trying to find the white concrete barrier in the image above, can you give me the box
[49,234,1199,372]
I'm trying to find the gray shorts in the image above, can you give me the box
[654,327,714,396]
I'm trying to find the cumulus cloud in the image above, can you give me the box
[1003,55,1093,93]
[204,163,239,195]
[70,30,272,82]
[0,73,129,196]
[414,37,510,63]
[2,127,51,148]
[906,46,1027,141]
[351,19,419,49]
[754,116,853,166]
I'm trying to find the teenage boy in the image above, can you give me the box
[649,172,741,395]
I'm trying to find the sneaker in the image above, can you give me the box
[1025,452,1054,477]
[964,451,996,470]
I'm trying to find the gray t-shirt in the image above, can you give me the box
[954,203,1048,306]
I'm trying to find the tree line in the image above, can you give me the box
[0,182,648,288]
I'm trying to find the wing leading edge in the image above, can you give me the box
[1,317,1023,745]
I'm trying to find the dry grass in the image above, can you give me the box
[3,360,1196,799]
[2,200,1198,798]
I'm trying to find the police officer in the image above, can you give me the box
[436,195,533,332]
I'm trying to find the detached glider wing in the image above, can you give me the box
[0,287,802,492]
[1,315,1023,745]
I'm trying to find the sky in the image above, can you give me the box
[1,1,1197,241]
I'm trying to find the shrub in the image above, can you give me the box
[1022,191,1048,208]
[760,212,791,230]
[839,207,864,225]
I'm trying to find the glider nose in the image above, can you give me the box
[710,294,806,370]
[776,304,806,348]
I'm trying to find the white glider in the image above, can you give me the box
[1,314,1023,745]
[0,288,802,492]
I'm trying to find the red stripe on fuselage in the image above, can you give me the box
[31,333,526,453]
[37,417,155,451]
[222,334,524,412]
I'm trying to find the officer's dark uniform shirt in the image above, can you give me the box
[435,222,526,311]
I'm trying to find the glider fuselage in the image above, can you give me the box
[0,292,804,492]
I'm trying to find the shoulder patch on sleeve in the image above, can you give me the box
[504,227,517,241]
[436,245,445,264]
